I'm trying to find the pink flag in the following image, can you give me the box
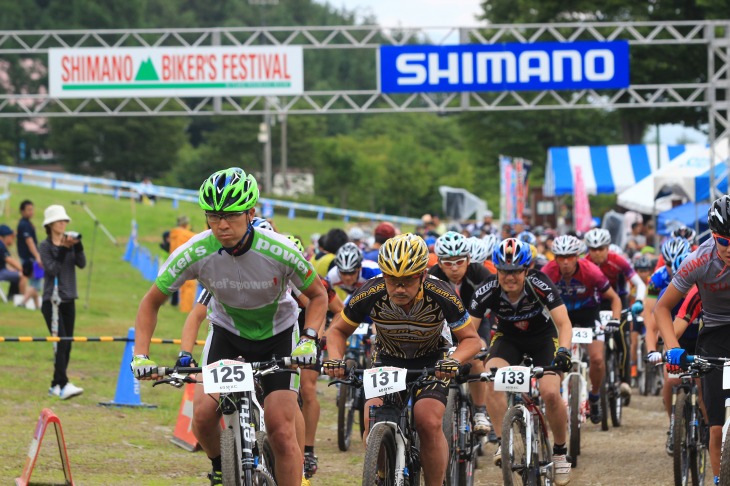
[573,166,592,233]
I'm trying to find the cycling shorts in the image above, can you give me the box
[696,325,730,426]
[202,324,299,397]
[371,351,448,406]
[486,331,559,368]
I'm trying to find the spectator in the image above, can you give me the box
[432,214,448,235]
[39,204,86,400]
[363,222,397,262]
[0,224,35,306]
[625,221,646,256]
[137,176,157,204]
[501,223,513,240]
[312,228,348,277]
[16,199,42,309]
[169,215,196,312]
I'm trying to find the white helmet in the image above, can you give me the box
[434,231,470,258]
[482,234,499,259]
[468,237,489,263]
[335,242,363,273]
[552,235,583,256]
[348,227,365,241]
[584,228,612,249]
[252,217,274,232]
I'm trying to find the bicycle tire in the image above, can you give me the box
[672,389,690,486]
[567,374,581,467]
[692,409,709,486]
[501,406,532,486]
[457,399,475,486]
[362,426,397,486]
[358,388,366,439]
[338,383,355,451]
[719,420,730,486]
[256,431,275,483]
[600,376,609,432]
[608,354,622,428]
[443,387,459,486]
[409,430,424,486]
[221,427,242,486]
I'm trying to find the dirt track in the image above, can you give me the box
[313,383,677,486]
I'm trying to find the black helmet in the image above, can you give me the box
[708,195,730,236]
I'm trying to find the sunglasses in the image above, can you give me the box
[383,274,422,288]
[714,232,730,247]
[339,269,359,276]
[205,211,246,223]
[588,246,608,252]
[440,257,468,268]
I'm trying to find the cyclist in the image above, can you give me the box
[656,195,730,485]
[653,225,698,270]
[326,242,381,296]
[542,235,622,425]
[583,228,647,401]
[641,237,691,363]
[131,167,328,486]
[629,254,657,382]
[324,233,482,486]
[363,222,397,262]
[468,238,573,485]
[468,236,498,274]
[429,231,493,435]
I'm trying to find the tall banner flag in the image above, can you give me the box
[514,158,533,221]
[499,156,513,223]
[574,165,592,233]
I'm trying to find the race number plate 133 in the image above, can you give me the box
[363,367,407,399]
[202,359,255,394]
[493,366,531,393]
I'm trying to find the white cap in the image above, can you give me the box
[43,204,71,226]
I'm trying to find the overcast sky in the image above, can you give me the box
[320,0,483,28]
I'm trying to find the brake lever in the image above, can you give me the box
[152,378,184,388]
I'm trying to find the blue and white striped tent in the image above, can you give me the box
[543,144,705,197]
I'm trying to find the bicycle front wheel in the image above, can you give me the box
[672,389,690,486]
[221,427,242,486]
[567,374,581,467]
[607,354,622,428]
[693,409,709,486]
[443,388,459,486]
[363,426,398,486]
[338,384,356,451]
[502,406,533,486]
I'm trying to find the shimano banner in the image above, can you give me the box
[379,41,629,93]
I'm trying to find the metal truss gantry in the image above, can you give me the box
[0,22,727,145]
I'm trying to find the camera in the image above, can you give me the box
[64,231,82,240]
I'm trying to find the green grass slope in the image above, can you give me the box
[0,183,367,485]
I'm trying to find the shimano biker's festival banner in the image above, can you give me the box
[48,46,304,98]
[378,41,629,93]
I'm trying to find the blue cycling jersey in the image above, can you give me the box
[326,260,381,295]
[647,266,672,298]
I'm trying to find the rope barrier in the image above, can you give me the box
[0,336,206,345]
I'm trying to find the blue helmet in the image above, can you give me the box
[493,238,531,270]
[671,251,689,274]
[661,237,691,268]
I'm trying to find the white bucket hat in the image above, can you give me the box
[43,204,71,226]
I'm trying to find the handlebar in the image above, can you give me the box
[149,356,302,388]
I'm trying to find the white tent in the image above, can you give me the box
[438,186,488,221]
[616,139,728,214]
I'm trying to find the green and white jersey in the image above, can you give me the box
[156,228,317,340]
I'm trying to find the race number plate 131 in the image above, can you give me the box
[202,359,255,394]
[493,366,531,393]
[363,367,407,399]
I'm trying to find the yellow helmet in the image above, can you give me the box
[378,233,429,277]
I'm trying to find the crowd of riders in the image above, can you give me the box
[132,165,729,486]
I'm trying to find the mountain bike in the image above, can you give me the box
[154,357,299,486]
[333,366,442,486]
[681,355,730,486]
[669,359,709,486]
[637,328,664,397]
[337,328,371,451]
[562,325,599,467]
[600,309,628,431]
[443,350,488,486]
[484,356,561,486]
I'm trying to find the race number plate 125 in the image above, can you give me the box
[493,366,530,393]
[202,359,255,394]
[572,328,592,344]
[363,367,407,399]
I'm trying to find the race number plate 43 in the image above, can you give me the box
[572,328,592,344]
[202,359,255,394]
[493,366,531,393]
[363,367,407,399]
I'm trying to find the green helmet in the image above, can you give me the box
[199,167,259,212]
[286,235,305,253]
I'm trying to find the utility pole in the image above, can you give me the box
[279,113,288,195]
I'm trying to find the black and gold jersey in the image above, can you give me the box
[341,275,470,359]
